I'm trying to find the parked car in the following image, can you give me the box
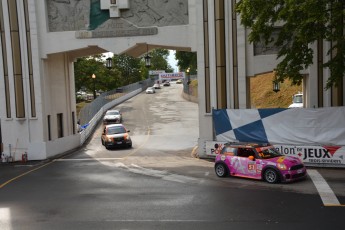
[146,87,156,94]
[288,93,303,108]
[176,79,183,84]
[163,81,170,86]
[115,88,124,93]
[103,109,122,124]
[153,83,161,89]
[214,142,307,183]
[101,124,132,149]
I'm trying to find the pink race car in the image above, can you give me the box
[214,143,307,183]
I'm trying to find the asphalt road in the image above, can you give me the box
[0,82,344,230]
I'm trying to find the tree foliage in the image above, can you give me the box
[74,49,173,94]
[148,49,174,72]
[74,55,120,93]
[236,0,345,89]
[113,54,143,85]
[175,51,197,74]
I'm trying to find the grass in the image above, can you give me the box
[76,101,90,117]
[250,72,302,108]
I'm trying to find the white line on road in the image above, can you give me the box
[308,169,341,206]
[0,208,12,230]
[55,158,123,161]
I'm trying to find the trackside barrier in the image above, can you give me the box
[205,141,345,168]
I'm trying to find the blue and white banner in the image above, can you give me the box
[212,107,345,146]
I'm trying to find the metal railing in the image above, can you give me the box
[78,78,154,126]
[183,74,197,96]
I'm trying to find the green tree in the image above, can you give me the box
[148,49,174,72]
[113,54,143,85]
[236,0,345,88]
[175,51,197,74]
[74,49,174,94]
[74,55,121,93]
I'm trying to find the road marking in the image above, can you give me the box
[55,158,123,161]
[0,208,11,229]
[0,161,54,189]
[308,169,343,206]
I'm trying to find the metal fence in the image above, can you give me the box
[183,74,197,96]
[78,78,154,126]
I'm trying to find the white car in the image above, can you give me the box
[176,79,183,84]
[153,83,161,89]
[146,87,155,94]
[103,109,122,124]
[288,93,303,108]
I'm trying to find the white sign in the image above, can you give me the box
[159,72,185,80]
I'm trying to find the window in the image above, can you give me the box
[57,113,63,138]
[0,120,2,153]
[107,126,126,134]
[72,112,75,135]
[47,115,51,141]
[237,148,255,158]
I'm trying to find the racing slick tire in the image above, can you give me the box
[215,163,228,177]
[264,168,280,184]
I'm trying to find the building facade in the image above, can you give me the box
[196,0,344,157]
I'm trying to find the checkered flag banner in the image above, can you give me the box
[212,107,345,146]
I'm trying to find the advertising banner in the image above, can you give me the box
[159,72,185,80]
[212,107,345,146]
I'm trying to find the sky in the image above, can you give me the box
[168,50,178,72]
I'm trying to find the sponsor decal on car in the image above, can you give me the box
[207,141,345,167]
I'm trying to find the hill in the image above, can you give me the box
[250,72,302,108]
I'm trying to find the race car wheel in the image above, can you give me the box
[215,163,228,177]
[264,168,280,184]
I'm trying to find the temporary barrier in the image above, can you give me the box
[210,107,345,167]
[212,107,345,146]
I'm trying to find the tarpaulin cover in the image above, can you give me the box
[212,107,345,146]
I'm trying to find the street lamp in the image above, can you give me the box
[106,57,112,69]
[92,74,96,99]
[144,44,151,68]
[273,80,280,93]
[186,67,191,85]
[272,71,280,93]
